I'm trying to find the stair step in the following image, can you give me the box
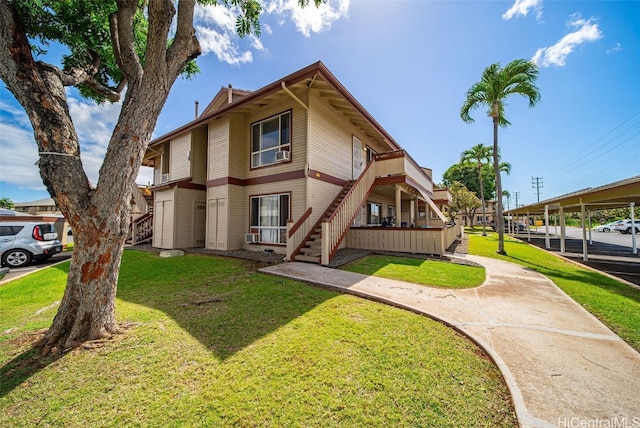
[304,241,321,248]
[294,254,321,263]
[300,247,321,256]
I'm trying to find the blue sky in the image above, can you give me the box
[1,0,638,208]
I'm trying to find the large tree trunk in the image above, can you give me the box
[0,0,200,353]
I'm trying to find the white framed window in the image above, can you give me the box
[250,193,290,244]
[251,111,291,168]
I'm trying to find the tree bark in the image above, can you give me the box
[0,0,200,353]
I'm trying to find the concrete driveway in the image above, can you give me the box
[0,251,72,285]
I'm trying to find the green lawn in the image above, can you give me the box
[0,250,516,427]
[341,255,485,288]
[467,231,640,352]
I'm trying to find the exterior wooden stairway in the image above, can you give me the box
[293,180,355,264]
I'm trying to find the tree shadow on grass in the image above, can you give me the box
[114,251,336,361]
[0,332,63,397]
[0,251,336,398]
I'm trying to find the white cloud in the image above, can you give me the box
[196,25,254,65]
[531,15,603,67]
[263,0,350,37]
[0,120,42,190]
[194,3,254,64]
[67,96,123,186]
[502,0,543,21]
[0,93,150,191]
[606,43,622,55]
[191,1,349,64]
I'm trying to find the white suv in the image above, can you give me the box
[613,220,640,235]
[0,222,63,268]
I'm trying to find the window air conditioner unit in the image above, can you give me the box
[161,173,169,183]
[245,233,259,244]
[275,150,290,162]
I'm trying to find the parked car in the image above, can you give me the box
[0,222,62,268]
[491,219,527,232]
[594,221,620,232]
[613,219,640,235]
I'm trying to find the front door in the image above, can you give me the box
[352,136,363,180]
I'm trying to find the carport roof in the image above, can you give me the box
[506,175,640,215]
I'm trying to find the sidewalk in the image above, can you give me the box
[260,256,640,428]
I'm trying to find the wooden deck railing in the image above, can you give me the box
[321,161,377,265]
[132,213,153,245]
[286,207,313,261]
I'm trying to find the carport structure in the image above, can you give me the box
[505,175,640,261]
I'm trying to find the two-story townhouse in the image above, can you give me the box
[142,61,459,265]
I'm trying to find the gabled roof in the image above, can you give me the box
[199,86,253,117]
[13,198,57,207]
[148,61,401,151]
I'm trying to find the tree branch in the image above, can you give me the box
[145,0,174,81]
[114,0,143,81]
[36,58,123,103]
[167,0,201,79]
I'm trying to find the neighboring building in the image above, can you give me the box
[143,61,458,265]
[13,198,61,216]
[456,200,497,227]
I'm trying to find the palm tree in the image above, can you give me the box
[460,144,492,236]
[460,59,540,255]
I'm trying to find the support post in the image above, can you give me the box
[588,210,592,245]
[527,210,531,242]
[395,186,402,227]
[559,206,566,254]
[544,205,550,249]
[631,202,637,255]
[580,200,588,261]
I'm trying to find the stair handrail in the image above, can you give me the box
[321,159,378,264]
[286,207,313,261]
[132,212,153,245]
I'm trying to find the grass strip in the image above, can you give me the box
[0,250,516,427]
[341,254,485,288]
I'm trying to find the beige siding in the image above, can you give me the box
[174,188,206,248]
[308,179,342,226]
[240,178,306,254]
[171,133,191,180]
[152,188,175,249]
[192,128,208,184]
[227,185,245,250]
[346,228,444,255]
[207,186,229,250]
[308,95,352,180]
[245,99,307,180]
[153,163,162,186]
[208,119,229,180]
[228,114,247,179]
[307,91,391,182]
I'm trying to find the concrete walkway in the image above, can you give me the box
[260,255,640,428]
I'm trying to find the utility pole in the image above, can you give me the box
[514,191,520,208]
[532,177,543,202]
